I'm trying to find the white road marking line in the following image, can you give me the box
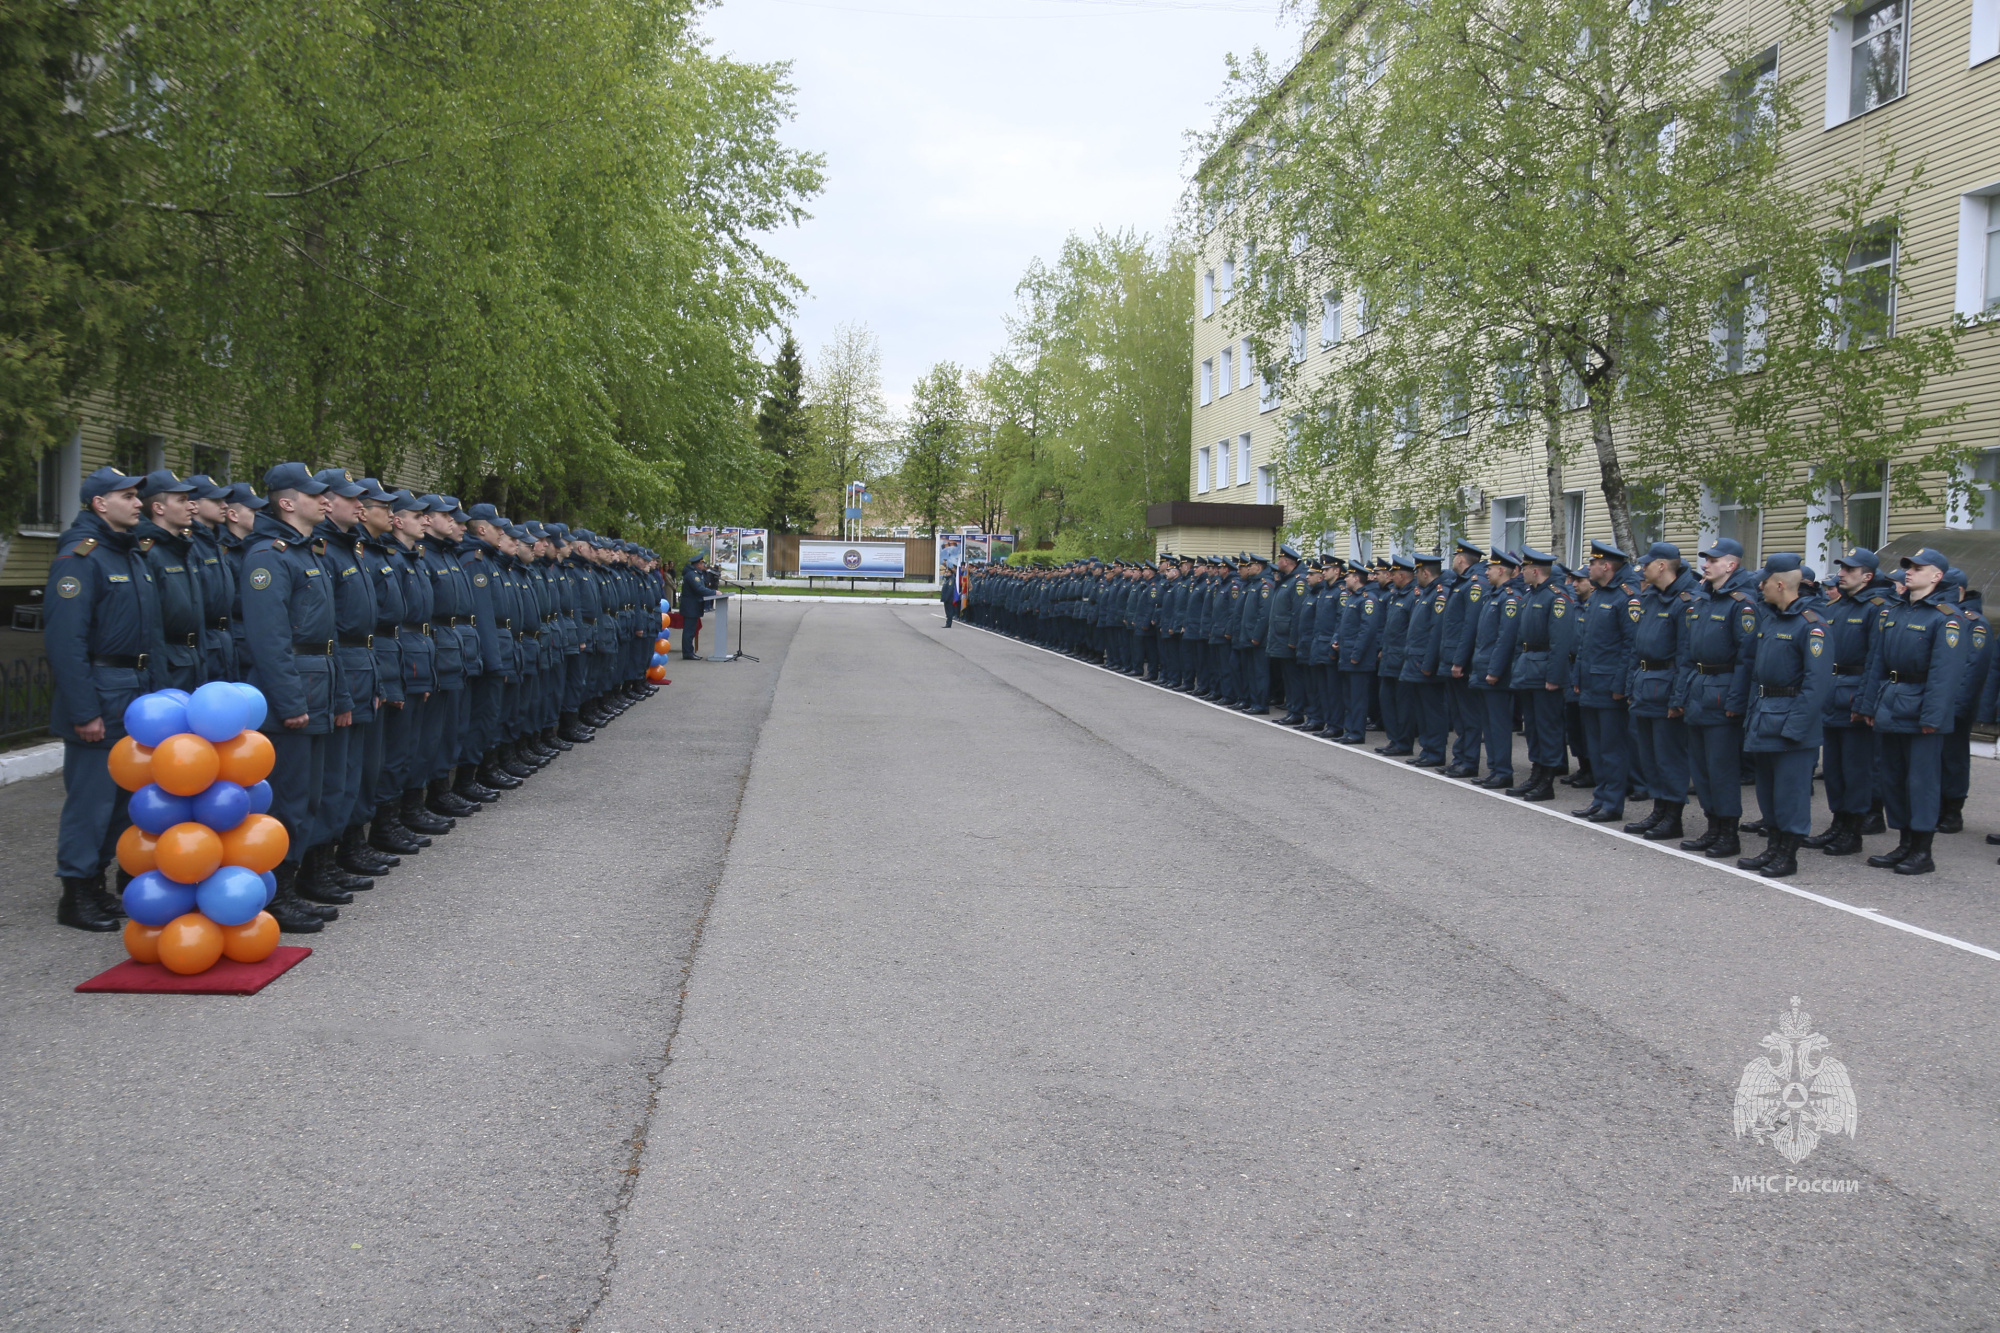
[939,615,2000,965]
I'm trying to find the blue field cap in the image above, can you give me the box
[467,502,502,524]
[1414,550,1443,565]
[1834,547,1879,571]
[1945,566,1967,589]
[388,489,426,514]
[264,461,329,495]
[183,473,230,501]
[1763,551,1803,574]
[310,467,365,499]
[1589,539,1629,562]
[1900,547,1948,571]
[1640,541,1681,565]
[1390,553,1415,570]
[225,482,268,510]
[355,477,396,505]
[81,466,142,503]
[1454,538,1485,559]
[1801,565,1819,584]
[137,468,195,500]
[1519,545,1554,565]
[1487,547,1517,566]
[1698,537,1743,560]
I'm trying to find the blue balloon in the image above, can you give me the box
[259,870,277,906]
[186,681,247,742]
[650,652,670,667]
[123,693,189,748]
[128,783,194,835]
[124,871,197,927]
[233,683,268,732]
[246,780,272,815]
[196,865,266,926]
[191,780,250,832]
[659,599,672,613]
[159,688,192,706]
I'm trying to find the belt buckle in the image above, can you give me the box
[364,633,374,648]
[135,653,148,670]
[325,640,336,655]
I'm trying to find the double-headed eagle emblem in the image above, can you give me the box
[1734,997,1857,1164]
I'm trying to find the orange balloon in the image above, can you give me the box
[661,613,671,629]
[108,737,155,792]
[213,730,276,787]
[156,913,224,975]
[116,824,160,876]
[123,919,165,964]
[219,813,288,873]
[219,912,279,964]
[155,821,224,884]
[645,665,668,684]
[151,733,220,797]
[654,637,672,655]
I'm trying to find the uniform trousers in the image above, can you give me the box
[57,742,131,880]
[1238,648,1268,708]
[1340,668,1373,736]
[562,653,586,711]
[1279,659,1304,716]
[375,699,414,809]
[1479,688,1515,779]
[1752,748,1817,836]
[1520,687,1566,768]
[1449,676,1483,767]
[1820,725,1874,814]
[1376,674,1407,746]
[313,724,353,847]
[1631,714,1689,804]
[1879,730,1943,832]
[1686,720,1745,818]
[267,729,327,867]
[1582,705,1632,810]
[1942,717,1975,802]
[1412,680,1450,763]
[417,684,462,790]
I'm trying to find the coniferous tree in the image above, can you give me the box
[757,333,813,532]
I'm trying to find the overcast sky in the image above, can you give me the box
[697,0,1304,412]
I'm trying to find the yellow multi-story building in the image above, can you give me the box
[1157,0,2000,567]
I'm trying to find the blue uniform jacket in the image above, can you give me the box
[1860,589,1961,734]
[1575,577,1640,708]
[394,538,437,695]
[134,519,209,687]
[43,512,165,741]
[1680,568,1761,726]
[1627,570,1694,716]
[316,520,378,719]
[1377,583,1415,678]
[1819,577,1892,726]
[461,540,518,680]
[360,530,406,707]
[189,522,237,680]
[1339,584,1381,670]
[1506,578,1575,690]
[240,513,341,734]
[1743,600,1833,752]
[1472,577,1522,689]
[1400,577,1449,683]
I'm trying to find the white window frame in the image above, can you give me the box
[1220,255,1236,304]
[1840,224,1898,348]
[1492,495,1527,554]
[1954,184,2000,317]
[1321,292,1343,347]
[1200,358,1215,406]
[1257,465,1276,505]
[1975,0,1999,65]
[1202,270,1216,318]
[1218,438,1232,486]
[1259,371,1279,414]
[1289,316,1308,365]
[1197,446,1212,494]
[1953,447,2000,529]
[1217,347,1233,397]
[1563,490,1586,567]
[1728,47,1780,144]
[1825,0,1910,129]
[1714,269,1768,373]
[1237,432,1253,486]
[1239,338,1255,390]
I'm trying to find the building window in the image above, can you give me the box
[1321,292,1343,347]
[1984,194,2000,313]
[1289,316,1308,365]
[1257,465,1276,504]
[190,443,229,483]
[1561,367,1589,410]
[1353,287,1374,336]
[1494,352,1531,425]
[1629,483,1665,551]
[1968,450,2000,528]
[1218,438,1232,486]
[1827,0,1907,126]
[1200,359,1214,406]
[1563,491,1585,567]
[1220,255,1236,303]
[19,445,63,531]
[1237,433,1253,485]
[1393,395,1420,449]
[1716,269,1767,373]
[1974,0,1999,65]
[1841,225,1897,348]
[1728,47,1779,144]
[1239,338,1255,390]
[1440,374,1470,437]
[1197,446,1212,494]
[1259,371,1279,414]
[1217,348,1233,397]
[1714,490,1763,567]
[1829,465,1888,547]
[1493,495,1527,553]
[113,428,164,478]
[1202,270,1216,318]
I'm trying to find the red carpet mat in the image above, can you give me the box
[75,946,312,996]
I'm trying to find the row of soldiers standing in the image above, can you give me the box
[46,464,665,933]
[966,534,1989,880]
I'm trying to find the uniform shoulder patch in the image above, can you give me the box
[137,537,155,553]
[1628,601,1643,621]
[249,567,273,591]
[55,574,82,599]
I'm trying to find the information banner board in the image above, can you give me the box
[799,540,906,579]
[937,533,964,577]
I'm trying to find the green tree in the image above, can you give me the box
[756,332,814,532]
[897,361,969,532]
[803,321,893,521]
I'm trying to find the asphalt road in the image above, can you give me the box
[6,602,1999,1330]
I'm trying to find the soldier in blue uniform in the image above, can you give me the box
[1936,568,1990,835]
[46,467,164,930]
[1802,549,1893,855]
[1858,547,1961,876]
[1569,541,1639,823]
[239,462,344,932]
[184,475,239,681]
[461,503,522,807]
[1334,564,1381,742]
[353,480,418,859]
[1623,543,1695,841]
[1470,549,1522,787]
[1373,555,1417,755]
[133,470,209,692]
[1269,546,1305,722]
[1677,538,1759,859]
[1500,548,1576,802]
[220,483,264,671]
[418,495,479,824]
[381,490,450,843]
[1396,553,1450,767]
[1440,540,1488,776]
[1734,554,1834,878]
[308,468,390,893]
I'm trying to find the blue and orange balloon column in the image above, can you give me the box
[110,682,288,975]
[649,599,679,682]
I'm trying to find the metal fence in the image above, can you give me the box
[2,656,54,746]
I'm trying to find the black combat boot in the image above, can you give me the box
[1760,832,1801,878]
[295,846,354,905]
[479,750,523,790]
[1586,804,1625,823]
[1866,829,1914,868]
[1737,834,1779,871]
[454,765,500,804]
[1561,765,1595,789]
[1860,800,1886,835]
[328,854,375,892]
[266,864,328,933]
[1477,770,1514,789]
[544,726,573,753]
[500,744,535,779]
[1622,801,1666,835]
[1894,830,1936,875]
[378,800,430,848]
[340,824,395,874]
[428,777,478,818]
[1821,812,1864,857]
[403,788,454,835]
[1643,802,1685,842]
[1803,814,1844,849]
[1519,767,1557,802]
[1702,816,1741,859]
[1679,813,1722,852]
[1505,765,1543,798]
[372,805,425,855]
[1937,797,1965,834]
[522,736,554,765]
[559,711,594,743]
[1739,815,1771,837]
[57,875,122,932]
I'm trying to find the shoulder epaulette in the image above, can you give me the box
[415,542,425,557]
[1678,590,1694,601]
[137,537,155,553]
[354,540,364,557]
[312,539,326,556]
[1867,594,1886,605]
[1729,590,1751,603]
[272,539,289,551]
[61,537,97,558]
[1802,609,1825,624]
